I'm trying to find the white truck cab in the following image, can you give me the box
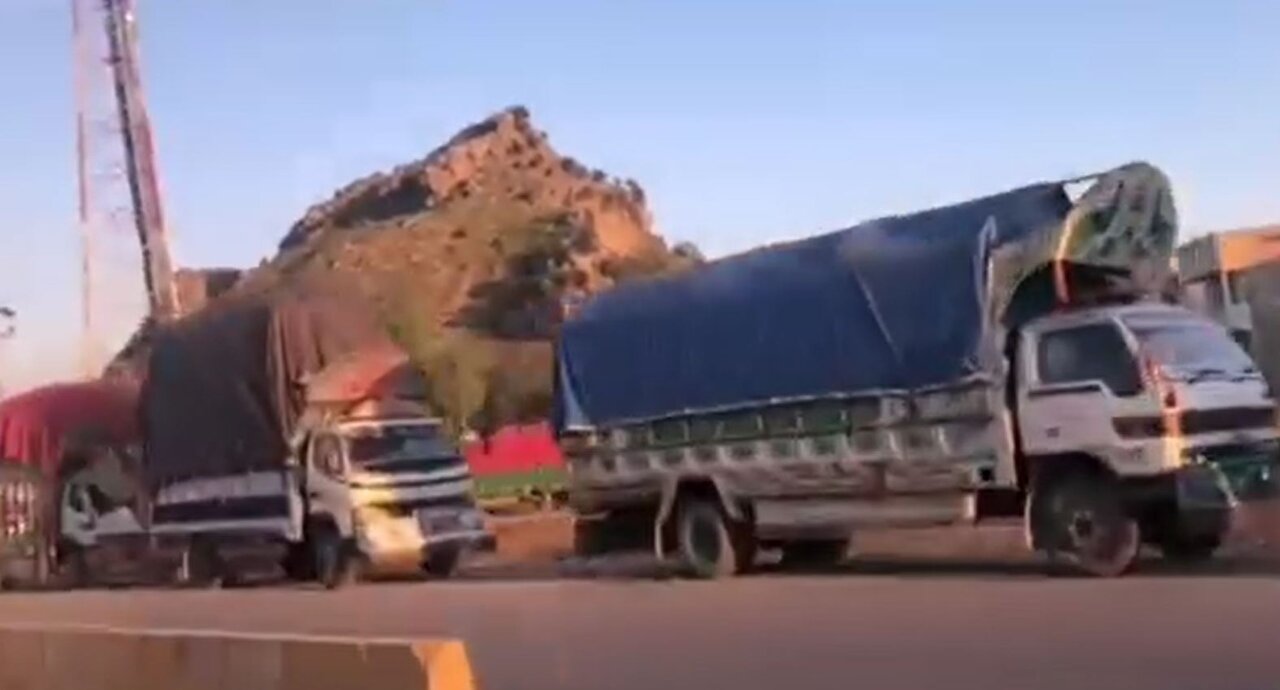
[301,413,491,586]
[45,409,491,589]
[1016,301,1277,573]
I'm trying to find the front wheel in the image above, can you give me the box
[422,545,462,579]
[312,528,357,590]
[1031,471,1140,577]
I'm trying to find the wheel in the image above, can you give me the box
[1032,471,1140,577]
[179,541,223,588]
[675,498,754,579]
[58,541,92,589]
[422,545,462,579]
[312,528,357,590]
[780,539,850,570]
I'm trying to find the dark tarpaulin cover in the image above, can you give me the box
[555,163,1177,430]
[143,281,402,485]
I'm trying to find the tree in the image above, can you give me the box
[672,241,706,264]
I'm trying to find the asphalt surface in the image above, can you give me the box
[2,554,1278,690]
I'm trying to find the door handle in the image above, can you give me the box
[1046,426,1060,439]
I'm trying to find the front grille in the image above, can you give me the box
[1181,407,1275,434]
[1114,407,1276,438]
[360,456,467,475]
[366,495,472,518]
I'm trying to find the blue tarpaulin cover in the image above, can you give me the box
[555,163,1176,430]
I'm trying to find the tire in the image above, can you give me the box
[675,498,754,579]
[179,541,223,589]
[312,528,357,590]
[422,545,462,579]
[780,539,850,570]
[59,542,92,589]
[1032,471,1140,577]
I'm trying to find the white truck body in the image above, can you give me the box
[557,164,1278,577]
[57,412,490,586]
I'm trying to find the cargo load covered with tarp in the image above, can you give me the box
[143,280,417,486]
[0,381,140,477]
[556,162,1177,430]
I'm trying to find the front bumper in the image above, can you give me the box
[356,509,493,566]
[1186,442,1280,503]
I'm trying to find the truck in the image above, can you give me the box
[554,162,1280,578]
[2,282,491,590]
[0,380,139,590]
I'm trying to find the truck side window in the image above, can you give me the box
[313,435,345,477]
[1037,324,1142,396]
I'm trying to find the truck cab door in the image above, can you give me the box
[306,433,354,538]
[1018,321,1146,459]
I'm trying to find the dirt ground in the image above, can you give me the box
[486,499,1280,569]
[486,511,575,563]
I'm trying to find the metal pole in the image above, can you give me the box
[102,0,179,320]
[72,0,98,374]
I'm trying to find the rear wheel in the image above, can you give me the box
[675,498,754,579]
[1032,471,1140,577]
[59,541,92,589]
[179,540,223,588]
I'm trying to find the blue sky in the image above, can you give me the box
[1,0,1278,392]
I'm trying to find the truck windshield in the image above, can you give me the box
[1124,318,1258,378]
[343,423,460,469]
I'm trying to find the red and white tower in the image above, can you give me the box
[72,0,178,375]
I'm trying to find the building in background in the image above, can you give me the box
[1177,224,1280,352]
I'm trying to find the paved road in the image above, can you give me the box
[2,556,1278,690]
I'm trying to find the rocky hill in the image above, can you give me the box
[225,107,697,433]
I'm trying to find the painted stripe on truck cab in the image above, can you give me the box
[151,494,291,524]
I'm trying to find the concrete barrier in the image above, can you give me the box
[0,624,475,690]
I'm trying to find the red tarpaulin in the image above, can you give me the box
[0,381,140,477]
[464,423,564,477]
